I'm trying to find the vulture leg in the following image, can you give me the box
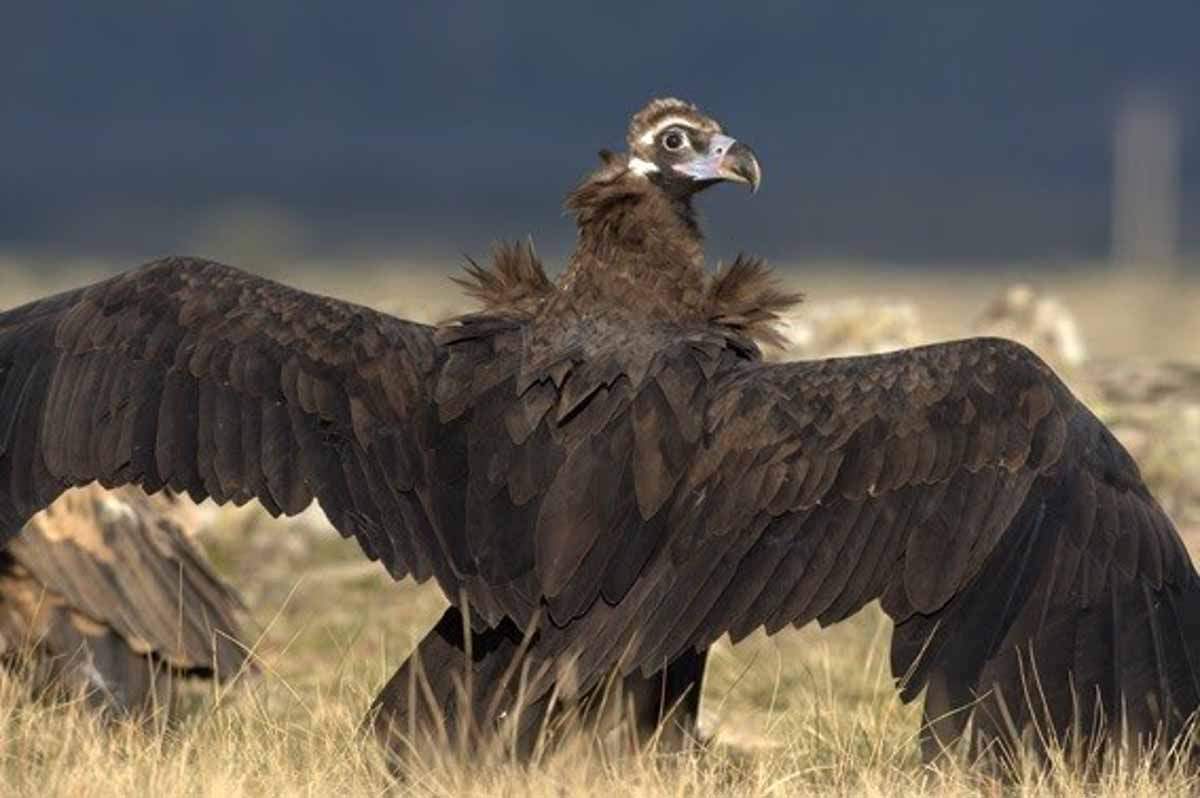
[610,648,708,750]
[0,568,175,721]
[9,623,173,721]
[369,607,709,763]
[80,631,175,720]
[368,605,556,763]
[60,637,174,720]
[918,671,974,763]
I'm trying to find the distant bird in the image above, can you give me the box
[772,297,925,360]
[0,97,1197,763]
[0,484,250,718]
[972,283,1088,370]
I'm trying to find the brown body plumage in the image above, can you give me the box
[0,484,251,717]
[0,97,1197,763]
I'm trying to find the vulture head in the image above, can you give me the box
[624,97,761,196]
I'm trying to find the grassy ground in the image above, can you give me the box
[5,532,1200,796]
[3,257,1200,795]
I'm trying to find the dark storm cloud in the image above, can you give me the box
[1,2,1197,265]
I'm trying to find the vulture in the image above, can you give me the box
[0,97,1198,763]
[0,484,251,717]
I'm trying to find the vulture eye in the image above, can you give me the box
[661,129,687,151]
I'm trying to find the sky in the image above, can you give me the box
[2,2,1197,268]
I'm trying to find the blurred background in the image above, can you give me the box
[2,2,1198,355]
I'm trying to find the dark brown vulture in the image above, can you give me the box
[0,97,1198,762]
[0,484,251,718]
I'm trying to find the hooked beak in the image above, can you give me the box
[673,134,762,193]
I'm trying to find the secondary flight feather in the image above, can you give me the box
[0,97,1197,761]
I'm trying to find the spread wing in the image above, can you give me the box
[538,337,1200,749]
[4,483,248,677]
[0,257,445,584]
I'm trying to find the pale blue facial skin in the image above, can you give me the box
[671,134,761,192]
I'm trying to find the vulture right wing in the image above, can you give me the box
[573,336,1200,753]
[0,257,447,584]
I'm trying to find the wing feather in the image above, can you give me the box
[538,336,1200,754]
[0,257,442,583]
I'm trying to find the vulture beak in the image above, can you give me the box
[674,134,762,193]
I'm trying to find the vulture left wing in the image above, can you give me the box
[584,337,1200,750]
[0,257,445,584]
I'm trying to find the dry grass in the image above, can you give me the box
[4,255,1200,795]
[3,555,1199,797]
[2,505,1199,797]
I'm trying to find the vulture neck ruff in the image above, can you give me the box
[559,165,708,318]
[450,156,801,349]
